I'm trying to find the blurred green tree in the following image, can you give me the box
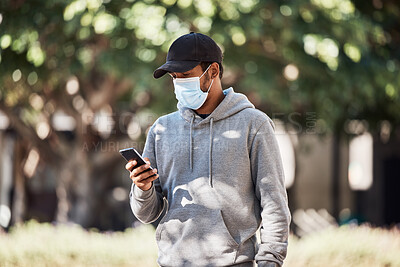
[0,0,398,226]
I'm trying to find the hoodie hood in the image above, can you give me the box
[178,87,255,124]
[177,87,255,187]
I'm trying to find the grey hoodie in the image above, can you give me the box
[130,88,291,267]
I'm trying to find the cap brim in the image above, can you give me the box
[153,60,200,79]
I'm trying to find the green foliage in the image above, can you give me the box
[0,0,399,133]
[0,220,158,267]
[286,225,400,267]
[0,0,399,228]
[0,221,399,267]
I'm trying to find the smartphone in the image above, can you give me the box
[119,147,153,171]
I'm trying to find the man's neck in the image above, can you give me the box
[195,87,225,114]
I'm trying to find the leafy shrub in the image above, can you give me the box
[285,225,400,267]
[1,221,399,267]
[0,220,158,267]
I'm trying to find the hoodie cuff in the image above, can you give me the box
[131,183,155,200]
[257,261,280,267]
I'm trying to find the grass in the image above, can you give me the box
[0,221,399,267]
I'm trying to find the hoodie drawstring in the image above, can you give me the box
[190,115,195,171]
[209,118,214,187]
[189,116,214,188]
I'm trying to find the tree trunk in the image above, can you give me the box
[55,157,74,224]
[70,145,93,227]
[11,137,26,225]
[55,143,94,227]
[332,131,341,220]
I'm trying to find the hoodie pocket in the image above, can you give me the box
[156,206,240,266]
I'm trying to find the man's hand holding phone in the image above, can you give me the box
[125,157,159,191]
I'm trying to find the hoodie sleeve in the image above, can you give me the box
[129,125,165,224]
[250,118,291,267]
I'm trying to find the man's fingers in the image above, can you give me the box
[127,157,158,191]
[132,168,158,183]
[135,174,159,187]
[131,163,151,176]
[125,160,137,171]
[130,168,154,181]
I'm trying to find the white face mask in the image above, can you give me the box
[172,64,214,110]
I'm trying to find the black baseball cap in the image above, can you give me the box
[153,32,223,79]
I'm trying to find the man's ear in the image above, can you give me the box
[210,62,220,79]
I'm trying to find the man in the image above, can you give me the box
[126,32,291,267]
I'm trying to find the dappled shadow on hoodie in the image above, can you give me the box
[155,183,257,267]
